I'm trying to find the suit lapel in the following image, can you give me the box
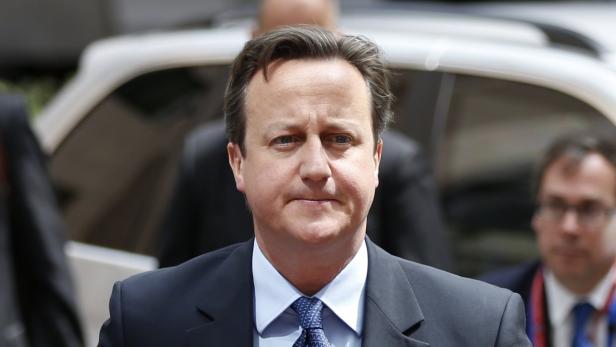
[187,240,255,347]
[362,239,429,347]
[183,238,430,346]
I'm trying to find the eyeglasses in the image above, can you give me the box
[537,200,616,229]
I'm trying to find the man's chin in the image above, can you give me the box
[287,199,339,216]
[289,220,354,245]
[550,262,588,282]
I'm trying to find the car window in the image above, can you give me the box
[389,68,443,151]
[50,65,230,255]
[438,73,615,275]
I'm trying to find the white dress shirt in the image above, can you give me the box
[545,267,616,347]
[252,239,368,347]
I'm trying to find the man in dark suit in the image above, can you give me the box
[0,94,83,347]
[481,133,616,347]
[157,0,451,270]
[98,26,529,346]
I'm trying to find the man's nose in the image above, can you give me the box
[299,137,331,181]
[560,209,581,234]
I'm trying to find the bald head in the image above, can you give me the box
[253,0,338,37]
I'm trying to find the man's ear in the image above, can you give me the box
[374,139,383,187]
[227,142,246,192]
[531,212,541,236]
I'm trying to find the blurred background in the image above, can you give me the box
[0,0,255,114]
[2,0,614,114]
[6,0,612,113]
[3,0,616,345]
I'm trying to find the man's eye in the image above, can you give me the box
[546,201,567,212]
[579,203,605,217]
[272,135,297,145]
[331,135,352,144]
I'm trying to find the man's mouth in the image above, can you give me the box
[554,247,586,258]
[291,196,338,206]
[295,198,335,203]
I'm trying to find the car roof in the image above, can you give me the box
[340,10,547,48]
[35,8,616,152]
[215,5,550,48]
[464,2,616,63]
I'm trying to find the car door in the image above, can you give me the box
[50,65,230,255]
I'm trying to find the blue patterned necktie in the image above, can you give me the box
[572,302,595,347]
[291,297,332,347]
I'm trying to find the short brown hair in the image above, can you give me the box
[534,132,616,199]
[224,25,393,154]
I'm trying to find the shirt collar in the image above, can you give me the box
[252,239,368,335]
[544,266,616,326]
[314,240,368,335]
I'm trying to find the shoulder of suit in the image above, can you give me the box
[120,241,248,294]
[396,257,517,306]
[183,119,228,159]
[186,119,227,147]
[477,260,540,296]
[0,94,29,130]
[381,129,420,155]
[178,119,229,176]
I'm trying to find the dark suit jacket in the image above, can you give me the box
[158,120,451,269]
[0,94,83,347]
[99,238,530,346]
[479,261,539,304]
[480,261,545,345]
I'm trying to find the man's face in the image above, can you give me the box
[533,153,616,293]
[228,58,381,256]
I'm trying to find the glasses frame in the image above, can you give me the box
[536,200,616,229]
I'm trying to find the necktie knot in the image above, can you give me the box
[292,297,324,330]
[291,297,331,347]
[572,301,595,347]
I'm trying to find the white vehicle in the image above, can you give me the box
[36,4,616,345]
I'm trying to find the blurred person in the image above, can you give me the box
[98,26,529,347]
[481,133,616,347]
[157,0,451,270]
[0,94,83,347]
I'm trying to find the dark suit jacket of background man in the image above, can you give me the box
[0,94,83,347]
[480,261,542,343]
[158,119,452,269]
[99,238,530,346]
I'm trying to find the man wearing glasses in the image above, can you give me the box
[482,132,616,347]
